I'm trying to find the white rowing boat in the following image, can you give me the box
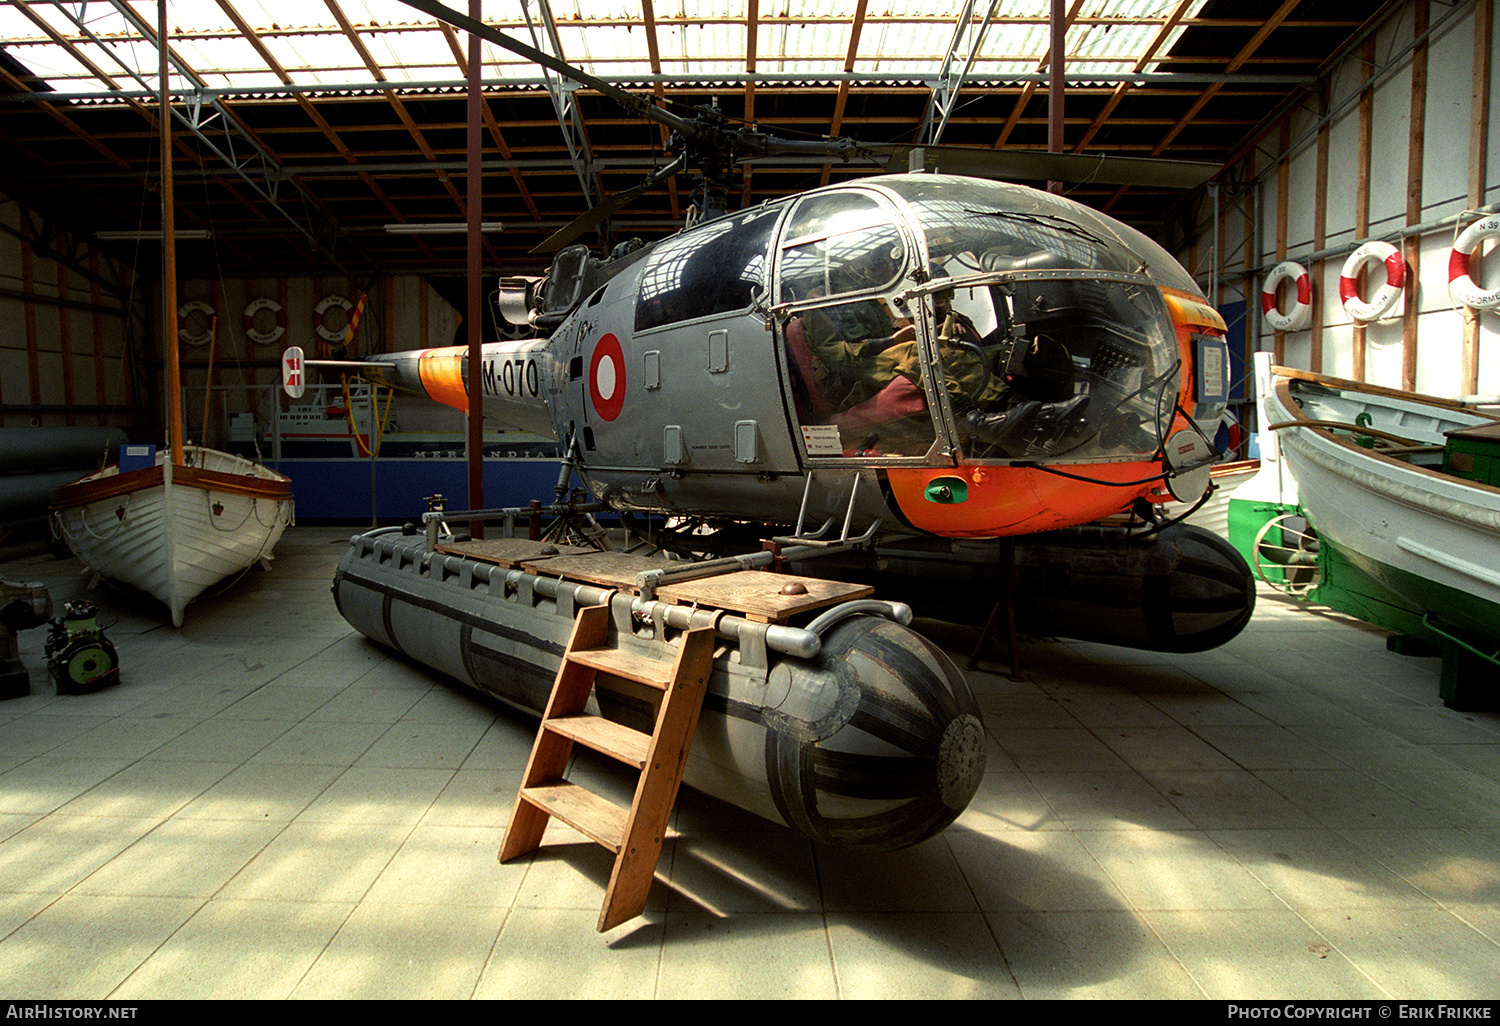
[52,446,293,626]
[1262,365,1500,706]
[49,6,293,628]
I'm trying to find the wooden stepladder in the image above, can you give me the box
[499,603,714,932]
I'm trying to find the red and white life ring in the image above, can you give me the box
[1448,215,1500,310]
[1339,241,1405,322]
[1262,260,1313,332]
[177,300,215,347]
[313,294,354,343]
[243,297,286,345]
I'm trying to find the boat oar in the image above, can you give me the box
[1268,418,1423,448]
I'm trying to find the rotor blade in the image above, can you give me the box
[530,153,690,255]
[876,144,1220,190]
[531,193,631,256]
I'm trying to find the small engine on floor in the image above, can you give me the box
[45,601,119,694]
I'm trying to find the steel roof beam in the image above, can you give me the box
[0,68,1317,106]
[917,0,1000,148]
[27,1,266,266]
[521,0,603,214]
[61,0,377,274]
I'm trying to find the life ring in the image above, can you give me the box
[177,300,215,347]
[313,294,354,343]
[1448,215,1500,310]
[1261,260,1312,332]
[1338,241,1405,322]
[243,297,286,345]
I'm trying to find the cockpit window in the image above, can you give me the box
[776,193,907,305]
[781,295,939,460]
[635,208,777,331]
[929,275,1181,462]
[775,191,938,460]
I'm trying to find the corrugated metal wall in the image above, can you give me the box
[1214,0,1499,400]
[0,210,463,447]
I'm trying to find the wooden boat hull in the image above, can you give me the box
[1266,368,1500,652]
[51,447,294,626]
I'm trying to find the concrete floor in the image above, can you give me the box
[1,523,1498,1000]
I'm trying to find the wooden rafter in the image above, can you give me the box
[439,20,541,223]
[1463,0,1492,394]
[1401,0,1428,393]
[818,0,868,188]
[1073,0,1196,153]
[325,0,477,231]
[219,0,423,267]
[1150,0,1304,158]
[994,0,1084,150]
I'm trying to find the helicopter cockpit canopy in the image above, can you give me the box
[881,174,1199,291]
[773,175,1187,466]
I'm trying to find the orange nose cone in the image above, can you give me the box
[886,461,1163,537]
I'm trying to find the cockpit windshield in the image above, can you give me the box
[881,174,1201,294]
[776,192,907,304]
[772,177,1189,466]
[928,273,1180,462]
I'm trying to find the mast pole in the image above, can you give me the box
[465,0,484,536]
[160,0,183,466]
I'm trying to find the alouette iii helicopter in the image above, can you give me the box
[294,0,1255,855]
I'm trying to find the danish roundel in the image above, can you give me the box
[589,333,626,422]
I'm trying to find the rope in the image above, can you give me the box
[343,375,396,457]
[66,493,129,541]
[203,488,255,533]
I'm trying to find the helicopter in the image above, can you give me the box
[290,0,1254,655]
[287,1,1256,855]
[296,167,1251,648]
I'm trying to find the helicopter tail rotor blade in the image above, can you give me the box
[878,144,1219,190]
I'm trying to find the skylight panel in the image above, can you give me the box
[759,17,844,79]
[0,35,96,92]
[553,20,644,81]
[0,0,1213,99]
[854,17,950,80]
[674,19,749,79]
[1081,0,1211,75]
[0,1,152,95]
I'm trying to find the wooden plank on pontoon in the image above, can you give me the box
[656,570,872,623]
[435,537,591,568]
[518,551,675,590]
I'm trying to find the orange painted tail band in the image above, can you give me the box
[417,347,469,413]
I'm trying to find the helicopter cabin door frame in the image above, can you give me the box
[770,187,957,469]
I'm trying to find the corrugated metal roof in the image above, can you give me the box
[0,0,1370,276]
[0,0,1209,94]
